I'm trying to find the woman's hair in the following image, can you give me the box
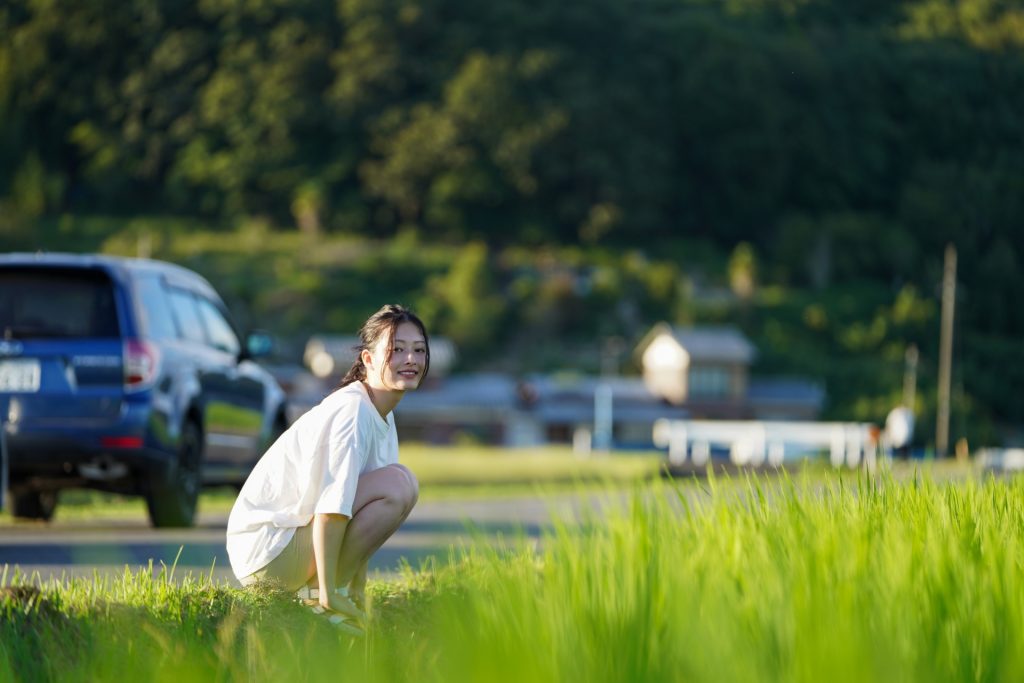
[338,304,430,388]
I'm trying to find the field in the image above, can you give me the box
[3,455,1022,682]
[0,445,664,524]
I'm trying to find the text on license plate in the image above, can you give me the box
[0,359,41,392]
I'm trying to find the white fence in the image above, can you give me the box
[653,418,880,469]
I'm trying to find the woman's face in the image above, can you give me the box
[363,321,427,392]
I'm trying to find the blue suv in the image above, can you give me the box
[0,253,288,527]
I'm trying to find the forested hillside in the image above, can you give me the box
[1,0,1022,446]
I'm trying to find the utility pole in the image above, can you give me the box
[593,337,623,454]
[936,244,957,458]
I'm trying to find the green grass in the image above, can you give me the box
[4,469,1024,681]
[401,444,663,495]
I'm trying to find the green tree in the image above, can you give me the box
[728,242,758,301]
[362,50,566,240]
[418,241,503,355]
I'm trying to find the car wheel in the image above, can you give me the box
[10,490,58,521]
[146,420,202,528]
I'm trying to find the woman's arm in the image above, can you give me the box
[312,512,363,616]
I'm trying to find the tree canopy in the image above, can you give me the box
[1,0,1022,441]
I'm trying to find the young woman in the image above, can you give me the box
[226,304,428,631]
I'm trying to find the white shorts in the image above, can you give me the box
[239,522,314,592]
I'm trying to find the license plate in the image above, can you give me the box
[0,359,41,392]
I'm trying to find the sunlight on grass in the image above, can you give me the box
[4,470,1024,681]
[402,444,663,490]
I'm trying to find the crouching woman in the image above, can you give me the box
[226,304,427,629]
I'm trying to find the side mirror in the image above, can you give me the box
[245,331,275,359]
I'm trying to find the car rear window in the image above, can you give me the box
[0,267,121,339]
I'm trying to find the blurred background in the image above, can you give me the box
[1,0,1021,455]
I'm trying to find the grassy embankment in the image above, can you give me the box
[3,458,1022,682]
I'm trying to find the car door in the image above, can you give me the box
[166,288,263,477]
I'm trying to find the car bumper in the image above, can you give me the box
[2,401,176,489]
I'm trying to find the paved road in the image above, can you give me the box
[0,494,613,586]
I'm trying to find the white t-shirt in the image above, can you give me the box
[226,381,398,580]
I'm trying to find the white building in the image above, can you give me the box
[635,322,823,420]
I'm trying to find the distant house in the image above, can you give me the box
[635,323,755,417]
[746,378,825,421]
[634,323,823,420]
[283,324,823,449]
[392,373,525,445]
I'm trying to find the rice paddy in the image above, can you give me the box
[3,467,1023,682]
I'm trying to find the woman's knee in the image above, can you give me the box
[387,464,419,512]
[354,464,417,516]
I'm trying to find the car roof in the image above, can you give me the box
[0,252,219,299]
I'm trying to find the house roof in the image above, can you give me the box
[746,378,825,409]
[395,373,519,419]
[395,373,688,424]
[636,323,756,364]
[290,369,820,428]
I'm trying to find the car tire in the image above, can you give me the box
[10,490,58,521]
[146,420,202,528]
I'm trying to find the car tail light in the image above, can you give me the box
[123,339,160,392]
[100,436,144,449]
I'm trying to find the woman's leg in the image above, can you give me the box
[333,463,419,589]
